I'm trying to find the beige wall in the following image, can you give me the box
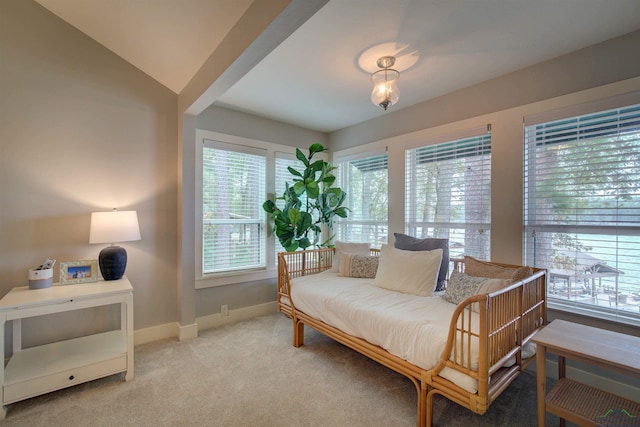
[0,0,178,341]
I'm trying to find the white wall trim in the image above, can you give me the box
[178,322,199,342]
[133,302,278,346]
[134,322,179,346]
[197,301,278,332]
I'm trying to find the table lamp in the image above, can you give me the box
[89,209,141,280]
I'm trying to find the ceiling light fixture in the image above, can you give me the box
[370,56,400,111]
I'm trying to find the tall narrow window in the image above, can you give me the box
[405,128,492,259]
[202,141,266,273]
[335,153,388,247]
[274,152,305,258]
[524,103,640,324]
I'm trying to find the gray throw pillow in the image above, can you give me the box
[393,233,449,291]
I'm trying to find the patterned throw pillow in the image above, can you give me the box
[339,253,379,278]
[330,241,371,272]
[442,270,488,305]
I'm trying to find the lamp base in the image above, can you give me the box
[99,245,127,281]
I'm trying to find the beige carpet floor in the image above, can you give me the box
[2,313,561,426]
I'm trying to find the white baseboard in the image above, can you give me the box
[178,322,199,341]
[133,302,278,345]
[196,301,278,331]
[134,322,179,346]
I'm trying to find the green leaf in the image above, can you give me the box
[283,240,299,252]
[298,237,312,249]
[321,175,336,186]
[262,200,277,213]
[274,215,290,230]
[334,207,349,218]
[310,159,324,173]
[297,212,313,233]
[306,180,319,198]
[295,148,309,166]
[288,208,301,227]
[308,143,326,156]
[276,227,297,251]
[293,181,306,196]
[287,166,302,177]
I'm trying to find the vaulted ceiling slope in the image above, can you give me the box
[36,0,640,132]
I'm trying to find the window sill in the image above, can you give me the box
[195,268,276,289]
[547,299,640,328]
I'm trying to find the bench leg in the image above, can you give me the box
[293,319,305,347]
[418,382,429,427]
[426,388,438,427]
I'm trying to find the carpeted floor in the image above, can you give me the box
[2,313,563,426]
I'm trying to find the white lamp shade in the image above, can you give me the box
[89,210,141,244]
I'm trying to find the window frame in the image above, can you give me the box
[195,129,300,289]
[523,93,640,326]
[404,125,493,260]
[334,149,389,248]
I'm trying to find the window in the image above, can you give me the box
[405,127,492,259]
[274,152,304,259]
[202,140,266,274]
[524,103,640,324]
[335,152,388,247]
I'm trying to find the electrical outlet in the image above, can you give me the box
[221,304,229,316]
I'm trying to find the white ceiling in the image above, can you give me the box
[36,0,640,133]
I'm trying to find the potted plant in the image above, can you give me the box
[263,143,348,252]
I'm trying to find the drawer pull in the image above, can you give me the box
[68,375,75,381]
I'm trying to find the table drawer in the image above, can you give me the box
[4,355,127,404]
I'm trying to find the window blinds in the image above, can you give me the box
[523,103,640,324]
[405,129,492,259]
[202,141,266,273]
[335,153,388,247]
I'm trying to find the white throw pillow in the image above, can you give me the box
[372,245,442,296]
[330,241,371,272]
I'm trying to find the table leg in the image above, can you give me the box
[558,355,566,427]
[536,344,547,427]
[12,319,21,353]
[124,294,134,381]
[0,317,6,419]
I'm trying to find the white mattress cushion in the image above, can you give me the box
[290,271,479,393]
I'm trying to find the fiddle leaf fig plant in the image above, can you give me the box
[263,143,349,252]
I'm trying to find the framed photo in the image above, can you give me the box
[60,260,99,285]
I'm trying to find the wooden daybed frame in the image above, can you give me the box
[277,248,547,427]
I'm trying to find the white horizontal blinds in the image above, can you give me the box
[405,128,491,259]
[202,141,266,273]
[523,103,640,324]
[274,152,301,258]
[335,153,388,247]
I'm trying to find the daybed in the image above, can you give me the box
[277,242,546,427]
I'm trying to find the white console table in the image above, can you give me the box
[0,277,134,418]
